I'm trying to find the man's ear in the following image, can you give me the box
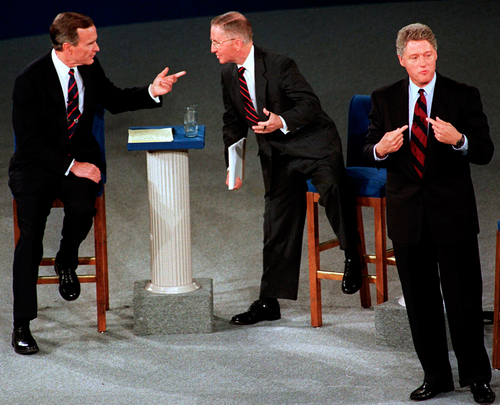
[234,38,244,51]
[61,42,72,54]
[398,55,405,68]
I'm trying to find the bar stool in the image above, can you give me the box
[307,95,396,327]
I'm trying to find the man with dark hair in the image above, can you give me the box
[363,23,494,404]
[10,12,185,354]
[210,11,362,325]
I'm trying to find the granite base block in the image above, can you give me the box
[133,278,213,335]
[374,297,451,350]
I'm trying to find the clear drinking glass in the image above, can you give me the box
[184,105,198,137]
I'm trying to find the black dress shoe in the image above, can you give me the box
[12,326,39,355]
[342,257,363,294]
[230,299,281,325]
[471,382,495,404]
[55,262,80,301]
[410,381,454,401]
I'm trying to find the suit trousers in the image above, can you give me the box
[393,215,491,387]
[259,150,358,300]
[12,174,100,322]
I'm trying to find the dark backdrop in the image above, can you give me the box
[3,0,432,40]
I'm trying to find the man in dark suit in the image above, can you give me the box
[10,12,185,355]
[210,11,362,325]
[363,23,494,404]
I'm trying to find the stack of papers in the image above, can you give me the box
[128,128,174,143]
[228,138,246,190]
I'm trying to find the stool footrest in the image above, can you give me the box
[316,270,343,280]
[364,253,396,266]
[40,257,96,266]
[37,274,97,284]
[319,239,340,252]
[316,270,377,283]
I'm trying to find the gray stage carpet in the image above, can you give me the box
[0,1,499,403]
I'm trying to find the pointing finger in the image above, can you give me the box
[397,125,408,134]
[158,67,170,78]
[427,117,437,126]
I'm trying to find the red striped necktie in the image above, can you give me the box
[67,68,81,139]
[238,67,259,126]
[410,89,428,178]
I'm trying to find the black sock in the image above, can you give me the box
[259,297,278,305]
[344,248,360,262]
[14,319,30,329]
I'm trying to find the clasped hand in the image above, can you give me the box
[70,161,101,183]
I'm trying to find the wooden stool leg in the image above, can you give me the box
[94,194,108,333]
[100,192,109,310]
[373,198,388,304]
[307,192,322,327]
[356,205,372,308]
[492,230,500,368]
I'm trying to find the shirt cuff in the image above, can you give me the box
[65,159,75,176]
[452,134,468,155]
[374,144,388,161]
[148,85,161,103]
[279,116,290,134]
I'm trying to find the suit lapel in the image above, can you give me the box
[80,65,92,113]
[253,47,268,121]
[229,64,244,118]
[43,53,68,137]
[395,78,418,177]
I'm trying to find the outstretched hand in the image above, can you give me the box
[150,67,186,97]
[252,108,283,134]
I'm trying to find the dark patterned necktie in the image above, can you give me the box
[238,67,259,126]
[410,89,428,178]
[67,68,81,139]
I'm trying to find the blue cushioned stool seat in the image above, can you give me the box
[306,167,386,199]
[346,167,386,198]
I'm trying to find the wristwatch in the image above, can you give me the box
[455,134,465,148]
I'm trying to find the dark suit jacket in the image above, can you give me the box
[363,72,493,245]
[9,51,161,194]
[221,46,343,191]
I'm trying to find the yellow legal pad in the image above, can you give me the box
[128,127,174,143]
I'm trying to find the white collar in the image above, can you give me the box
[238,45,255,75]
[409,72,436,98]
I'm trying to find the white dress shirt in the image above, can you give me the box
[238,46,289,134]
[51,49,85,113]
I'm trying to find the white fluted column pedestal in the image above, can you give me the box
[145,149,199,294]
[128,126,213,335]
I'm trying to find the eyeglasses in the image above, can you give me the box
[210,38,237,49]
